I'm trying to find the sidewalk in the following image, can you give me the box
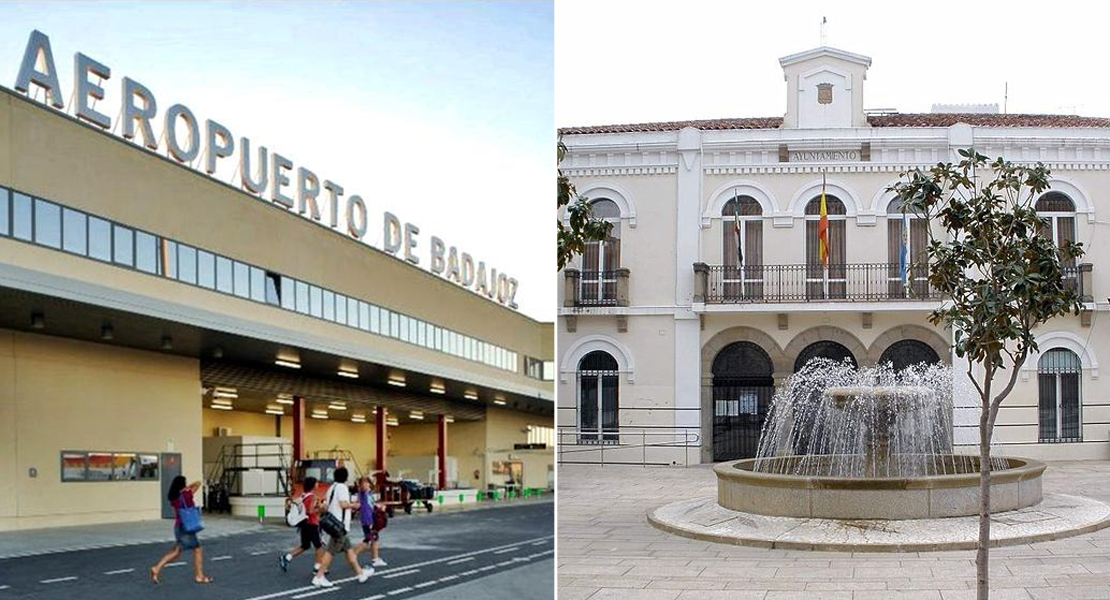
[0,514,264,559]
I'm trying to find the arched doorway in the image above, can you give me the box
[879,339,941,371]
[794,340,857,372]
[712,342,774,461]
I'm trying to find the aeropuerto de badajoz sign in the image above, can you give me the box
[11,29,519,309]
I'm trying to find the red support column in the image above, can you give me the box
[437,414,448,491]
[292,396,306,462]
[376,406,387,474]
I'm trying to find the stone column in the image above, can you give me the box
[674,127,703,462]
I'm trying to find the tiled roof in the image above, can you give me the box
[558,113,1110,135]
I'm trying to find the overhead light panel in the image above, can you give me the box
[275,359,301,369]
[209,404,233,411]
[328,402,347,411]
[444,415,455,424]
[213,387,238,399]
[387,374,406,387]
[337,369,359,379]
[351,414,367,423]
[265,408,284,416]
[211,398,233,407]
[430,381,446,395]
[386,416,400,427]
[464,390,479,401]
[275,395,294,405]
[409,411,424,421]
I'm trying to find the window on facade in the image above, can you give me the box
[249,266,265,302]
[34,199,61,249]
[60,451,158,482]
[580,199,621,304]
[197,250,216,288]
[233,261,250,298]
[62,207,86,255]
[135,231,159,274]
[266,271,282,306]
[721,195,763,299]
[1038,348,1082,442]
[88,216,112,261]
[0,188,9,235]
[178,244,198,284]
[804,195,847,299]
[1035,192,1078,291]
[12,193,32,241]
[161,240,177,279]
[887,198,930,298]
[216,256,234,293]
[112,224,134,267]
[578,350,619,443]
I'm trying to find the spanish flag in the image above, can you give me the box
[818,173,829,267]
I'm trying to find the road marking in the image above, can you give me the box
[363,596,386,600]
[250,550,270,556]
[413,581,436,589]
[382,569,420,579]
[40,576,78,584]
[446,557,473,565]
[291,589,340,599]
[103,568,135,575]
[478,565,497,572]
[166,561,187,568]
[212,555,233,561]
[0,585,10,590]
[459,569,479,576]
[530,541,546,546]
[438,575,458,582]
[238,534,554,600]
[492,547,518,554]
[496,560,514,567]
[387,588,412,596]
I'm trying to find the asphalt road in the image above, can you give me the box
[0,502,554,600]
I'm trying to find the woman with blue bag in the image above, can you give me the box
[151,476,212,585]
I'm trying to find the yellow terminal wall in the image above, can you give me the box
[0,329,202,531]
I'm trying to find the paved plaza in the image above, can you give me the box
[557,460,1110,599]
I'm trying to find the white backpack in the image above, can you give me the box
[286,493,308,527]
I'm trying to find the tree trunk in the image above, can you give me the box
[976,407,992,600]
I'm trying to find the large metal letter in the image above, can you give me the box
[296,167,321,220]
[506,277,519,309]
[446,247,461,282]
[323,181,344,228]
[430,236,446,274]
[74,52,110,128]
[346,195,368,239]
[239,137,268,194]
[15,30,64,109]
[270,153,294,208]
[461,253,475,287]
[403,223,420,265]
[122,77,159,150]
[205,120,234,175]
[476,261,489,295]
[164,104,199,163]
[383,212,402,254]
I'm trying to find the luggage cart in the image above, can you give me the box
[374,471,435,515]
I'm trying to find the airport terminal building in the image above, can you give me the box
[0,32,553,530]
[558,45,1110,465]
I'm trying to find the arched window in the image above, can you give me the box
[711,342,774,461]
[879,339,940,372]
[578,350,619,443]
[1038,348,1082,442]
[580,199,622,305]
[721,196,763,299]
[887,198,931,298]
[804,195,847,299]
[1035,192,1078,291]
[794,340,857,372]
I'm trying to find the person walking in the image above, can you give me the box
[313,467,373,588]
[280,477,324,573]
[354,476,387,567]
[151,476,212,585]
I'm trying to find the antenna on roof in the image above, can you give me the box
[820,16,828,46]
[1004,82,1008,115]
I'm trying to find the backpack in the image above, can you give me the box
[372,504,388,531]
[286,494,307,527]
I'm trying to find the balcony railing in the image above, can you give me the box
[564,268,630,307]
[693,262,1092,304]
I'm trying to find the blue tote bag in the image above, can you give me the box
[179,494,205,534]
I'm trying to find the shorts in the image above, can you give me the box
[299,522,322,550]
[173,524,200,550]
[361,524,380,544]
[325,531,352,555]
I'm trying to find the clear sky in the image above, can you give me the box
[557,0,1109,127]
[0,1,554,320]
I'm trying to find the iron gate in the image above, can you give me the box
[712,381,773,461]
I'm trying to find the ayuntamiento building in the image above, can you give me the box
[558,44,1108,465]
[0,31,553,530]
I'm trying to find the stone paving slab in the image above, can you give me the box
[648,493,1110,552]
[558,460,1110,598]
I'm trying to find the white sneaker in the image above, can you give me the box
[371,558,387,567]
[312,576,334,588]
[357,567,374,583]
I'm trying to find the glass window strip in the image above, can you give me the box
[0,186,522,373]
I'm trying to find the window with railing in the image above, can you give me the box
[0,186,520,373]
[804,195,847,299]
[886,198,931,298]
[1038,348,1082,443]
[721,195,763,300]
[579,199,621,306]
[1036,192,1079,293]
[577,350,619,444]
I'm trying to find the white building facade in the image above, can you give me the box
[557,46,1110,465]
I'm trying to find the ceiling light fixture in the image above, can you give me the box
[409,411,424,420]
[464,390,479,400]
[310,413,329,420]
[211,397,233,406]
[351,414,366,423]
[337,369,359,379]
[265,408,284,416]
[494,399,507,406]
[275,359,301,369]
[430,383,446,395]
[275,396,294,405]
[444,415,455,424]
[387,375,406,387]
[386,418,399,427]
[209,403,233,411]
[328,403,347,411]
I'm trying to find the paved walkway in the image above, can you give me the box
[557,460,1110,599]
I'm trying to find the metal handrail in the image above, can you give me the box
[556,427,701,467]
[704,263,939,303]
[206,442,293,497]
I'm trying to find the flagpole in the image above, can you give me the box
[821,171,829,299]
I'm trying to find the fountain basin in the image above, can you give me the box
[716,455,1045,519]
